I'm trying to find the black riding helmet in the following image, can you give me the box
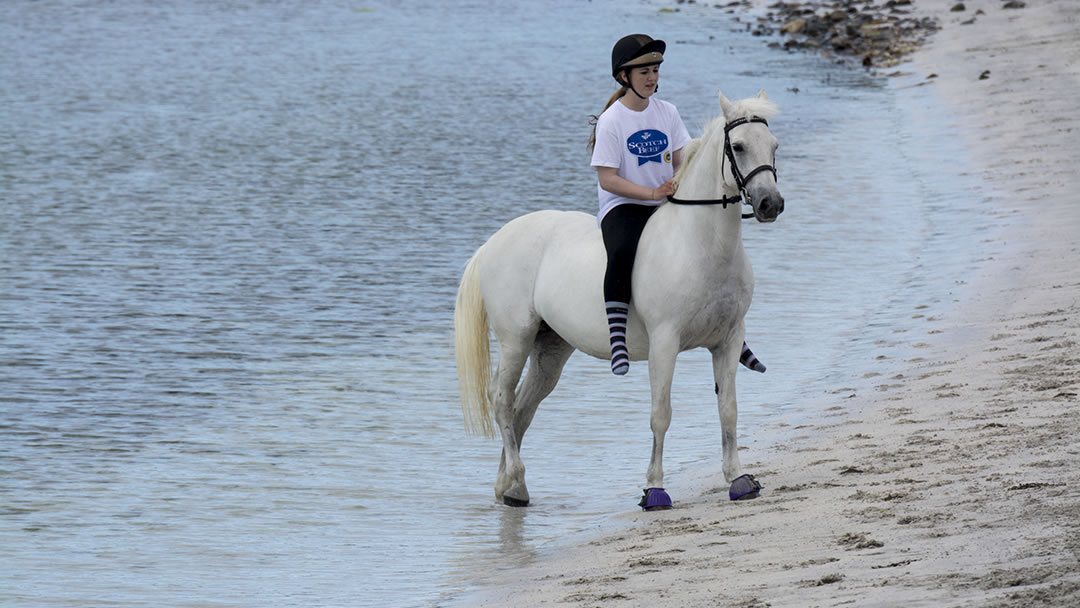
[611,34,666,98]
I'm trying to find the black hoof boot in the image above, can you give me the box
[503,495,529,507]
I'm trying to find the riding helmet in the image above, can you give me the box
[611,34,666,83]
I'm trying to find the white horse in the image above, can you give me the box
[455,90,783,509]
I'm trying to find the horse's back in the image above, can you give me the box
[531,213,611,358]
[474,210,598,341]
[477,210,593,279]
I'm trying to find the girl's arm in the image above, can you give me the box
[596,167,675,201]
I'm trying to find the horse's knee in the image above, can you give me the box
[650,399,673,435]
[650,415,671,436]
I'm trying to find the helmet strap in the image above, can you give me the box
[620,69,655,100]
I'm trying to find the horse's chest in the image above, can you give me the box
[684,255,752,310]
[687,273,752,333]
[638,257,752,341]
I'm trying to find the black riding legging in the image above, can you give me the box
[601,203,658,305]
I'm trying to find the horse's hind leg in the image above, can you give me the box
[491,335,531,506]
[511,328,575,447]
[495,327,575,506]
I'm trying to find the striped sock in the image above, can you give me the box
[740,341,766,373]
[606,302,630,376]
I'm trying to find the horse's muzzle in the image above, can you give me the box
[754,193,785,222]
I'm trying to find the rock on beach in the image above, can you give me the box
[721,0,943,68]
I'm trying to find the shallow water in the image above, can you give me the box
[1,1,1000,606]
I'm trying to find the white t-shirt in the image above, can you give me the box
[590,98,692,223]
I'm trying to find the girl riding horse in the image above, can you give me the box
[590,34,766,376]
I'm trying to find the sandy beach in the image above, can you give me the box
[459,1,1079,606]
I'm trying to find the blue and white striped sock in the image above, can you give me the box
[606,302,630,376]
[740,341,766,373]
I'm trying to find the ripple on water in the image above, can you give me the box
[0,1,1000,607]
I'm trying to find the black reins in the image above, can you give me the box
[667,116,776,220]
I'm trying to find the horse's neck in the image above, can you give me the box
[668,136,743,247]
[677,136,728,200]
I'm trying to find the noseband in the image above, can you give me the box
[667,116,777,219]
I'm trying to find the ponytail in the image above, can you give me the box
[588,86,628,151]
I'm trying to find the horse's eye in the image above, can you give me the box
[731,143,745,154]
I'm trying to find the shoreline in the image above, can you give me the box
[454,1,1079,606]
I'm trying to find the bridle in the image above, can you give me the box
[667,116,777,220]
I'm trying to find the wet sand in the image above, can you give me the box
[458,1,1080,605]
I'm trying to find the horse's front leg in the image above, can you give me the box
[711,335,743,483]
[645,332,679,492]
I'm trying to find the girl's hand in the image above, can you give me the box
[653,179,676,200]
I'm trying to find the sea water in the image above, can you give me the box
[0,1,998,606]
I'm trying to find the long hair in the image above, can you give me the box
[588,86,628,151]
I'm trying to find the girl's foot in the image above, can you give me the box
[607,302,630,375]
[740,342,766,373]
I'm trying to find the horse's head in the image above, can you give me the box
[717,89,784,222]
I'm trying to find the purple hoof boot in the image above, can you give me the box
[729,474,762,501]
[638,487,672,511]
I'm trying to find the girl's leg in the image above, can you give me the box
[600,204,656,376]
[740,342,766,373]
[605,302,630,375]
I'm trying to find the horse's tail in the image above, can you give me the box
[454,247,496,438]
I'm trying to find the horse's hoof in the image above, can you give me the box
[503,495,529,508]
[729,474,762,501]
[638,488,672,511]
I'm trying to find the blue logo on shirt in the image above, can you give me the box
[627,129,669,165]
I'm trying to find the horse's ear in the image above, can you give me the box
[756,89,769,100]
[717,89,733,118]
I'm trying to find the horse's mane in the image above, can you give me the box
[674,96,779,186]
[673,139,704,184]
